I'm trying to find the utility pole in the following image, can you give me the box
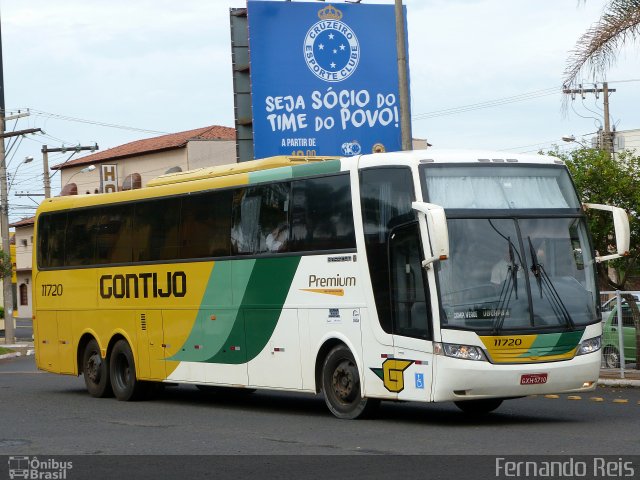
[563,82,616,154]
[0,11,14,343]
[395,0,412,151]
[41,144,99,199]
[602,82,612,154]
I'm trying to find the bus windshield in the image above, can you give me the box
[421,164,598,332]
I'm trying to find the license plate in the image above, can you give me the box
[520,373,548,385]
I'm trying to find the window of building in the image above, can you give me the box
[19,283,28,306]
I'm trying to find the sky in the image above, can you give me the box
[1,0,639,221]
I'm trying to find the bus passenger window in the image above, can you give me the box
[231,189,261,254]
[180,190,232,259]
[134,198,181,261]
[65,210,98,266]
[290,174,355,252]
[231,184,290,255]
[95,206,134,264]
[38,213,67,268]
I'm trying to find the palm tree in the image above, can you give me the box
[564,0,640,86]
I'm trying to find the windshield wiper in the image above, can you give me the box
[493,237,520,334]
[527,237,575,330]
[528,237,544,298]
[508,240,519,299]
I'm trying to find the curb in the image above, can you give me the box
[597,378,640,388]
[0,351,22,360]
[0,344,34,360]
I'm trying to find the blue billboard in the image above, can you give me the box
[247,0,409,158]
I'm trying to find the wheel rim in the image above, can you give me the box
[114,353,131,389]
[86,351,102,384]
[606,349,619,368]
[331,359,358,404]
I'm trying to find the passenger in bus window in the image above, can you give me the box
[266,223,288,252]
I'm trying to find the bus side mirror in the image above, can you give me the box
[583,203,631,263]
[412,201,450,266]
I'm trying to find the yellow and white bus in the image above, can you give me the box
[33,150,629,418]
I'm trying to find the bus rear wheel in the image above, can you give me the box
[109,339,147,401]
[321,345,379,419]
[82,339,112,398]
[454,398,503,415]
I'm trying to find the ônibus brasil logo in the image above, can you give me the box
[303,4,360,82]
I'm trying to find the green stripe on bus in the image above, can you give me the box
[170,257,301,364]
[519,330,584,358]
[291,160,342,178]
[249,166,293,184]
[207,256,301,364]
[168,260,254,362]
[248,160,342,184]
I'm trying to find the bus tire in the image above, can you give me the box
[109,339,147,401]
[82,339,112,398]
[454,398,503,415]
[321,345,379,419]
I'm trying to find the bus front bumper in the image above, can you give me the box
[432,351,601,402]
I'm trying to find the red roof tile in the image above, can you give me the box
[10,217,35,228]
[52,125,236,170]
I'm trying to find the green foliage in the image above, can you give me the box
[546,147,639,289]
[0,305,3,320]
[0,250,11,279]
[564,0,640,86]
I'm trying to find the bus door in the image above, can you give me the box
[388,222,434,402]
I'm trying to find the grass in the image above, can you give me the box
[0,346,13,355]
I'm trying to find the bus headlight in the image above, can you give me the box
[435,342,487,361]
[577,336,601,355]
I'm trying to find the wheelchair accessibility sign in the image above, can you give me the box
[415,373,425,389]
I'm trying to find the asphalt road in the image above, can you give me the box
[1,355,639,458]
[0,317,33,341]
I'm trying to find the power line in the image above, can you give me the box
[25,108,169,135]
[412,87,561,120]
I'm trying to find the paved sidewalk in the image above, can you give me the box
[598,368,640,387]
[0,341,35,359]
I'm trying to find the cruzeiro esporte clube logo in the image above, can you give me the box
[304,4,360,82]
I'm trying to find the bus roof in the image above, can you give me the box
[356,149,564,167]
[146,155,339,187]
[36,149,564,215]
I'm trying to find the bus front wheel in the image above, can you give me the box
[82,339,112,398]
[321,345,379,419]
[109,339,147,401]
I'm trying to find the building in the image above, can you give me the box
[11,125,237,318]
[53,125,236,195]
[613,129,640,155]
[10,218,34,319]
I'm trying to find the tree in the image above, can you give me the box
[0,250,11,279]
[548,146,640,367]
[564,0,640,86]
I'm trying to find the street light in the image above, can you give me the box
[8,156,34,192]
[562,135,588,148]
[62,164,96,195]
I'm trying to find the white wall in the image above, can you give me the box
[59,140,237,194]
